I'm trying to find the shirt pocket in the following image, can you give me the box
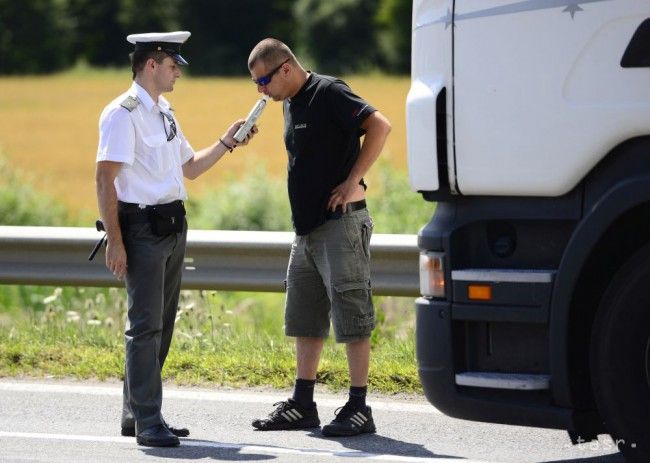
[289,121,313,162]
[138,133,172,178]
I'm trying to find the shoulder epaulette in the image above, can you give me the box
[119,96,140,112]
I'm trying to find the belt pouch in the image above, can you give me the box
[147,202,185,236]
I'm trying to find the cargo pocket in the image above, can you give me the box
[341,214,361,251]
[361,217,374,259]
[332,280,375,339]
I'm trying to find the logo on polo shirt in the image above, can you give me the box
[294,123,307,129]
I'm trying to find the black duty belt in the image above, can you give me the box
[326,199,367,220]
[118,200,184,225]
[118,200,184,212]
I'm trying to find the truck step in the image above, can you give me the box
[451,269,555,283]
[455,372,551,390]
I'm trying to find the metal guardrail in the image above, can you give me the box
[0,226,419,296]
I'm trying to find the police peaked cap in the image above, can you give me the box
[127,31,191,65]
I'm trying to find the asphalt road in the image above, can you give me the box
[0,379,625,463]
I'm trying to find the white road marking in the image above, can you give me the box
[0,381,440,414]
[0,431,496,463]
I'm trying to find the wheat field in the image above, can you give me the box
[0,71,410,217]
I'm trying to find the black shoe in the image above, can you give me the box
[252,399,320,431]
[136,424,180,447]
[122,422,189,438]
[321,403,376,437]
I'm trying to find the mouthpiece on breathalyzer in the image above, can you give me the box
[233,97,267,143]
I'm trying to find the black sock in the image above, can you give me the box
[348,385,367,409]
[292,378,316,408]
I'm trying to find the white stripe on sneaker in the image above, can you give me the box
[281,412,294,422]
[349,415,364,426]
[286,409,300,420]
[355,412,368,423]
[291,409,303,419]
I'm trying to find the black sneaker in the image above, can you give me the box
[252,399,320,431]
[321,403,376,437]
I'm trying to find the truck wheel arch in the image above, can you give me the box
[550,173,650,410]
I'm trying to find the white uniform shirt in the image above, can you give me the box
[96,82,195,205]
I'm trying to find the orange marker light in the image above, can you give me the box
[468,284,492,301]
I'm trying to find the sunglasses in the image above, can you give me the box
[160,111,177,142]
[254,59,290,86]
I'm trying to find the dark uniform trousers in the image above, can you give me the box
[119,216,187,434]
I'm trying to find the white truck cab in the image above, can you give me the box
[407,1,650,460]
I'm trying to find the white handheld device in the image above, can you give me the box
[233,97,267,143]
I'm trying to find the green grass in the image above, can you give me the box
[0,287,419,393]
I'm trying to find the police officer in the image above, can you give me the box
[95,31,256,447]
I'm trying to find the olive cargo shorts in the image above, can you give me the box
[285,208,375,342]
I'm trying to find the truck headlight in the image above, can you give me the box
[419,251,446,298]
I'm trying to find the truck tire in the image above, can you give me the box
[590,242,650,462]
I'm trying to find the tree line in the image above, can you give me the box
[0,0,411,75]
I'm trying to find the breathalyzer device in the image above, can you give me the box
[233,97,268,143]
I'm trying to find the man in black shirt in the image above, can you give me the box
[247,38,391,436]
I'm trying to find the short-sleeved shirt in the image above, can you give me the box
[283,73,376,235]
[96,81,195,205]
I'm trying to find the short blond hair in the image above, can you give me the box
[248,38,297,70]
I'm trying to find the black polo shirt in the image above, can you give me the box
[283,73,376,235]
